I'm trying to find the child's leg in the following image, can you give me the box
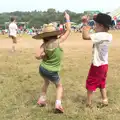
[12,37,17,52]
[37,78,49,105]
[41,78,50,96]
[12,43,16,52]
[100,88,108,104]
[87,90,93,106]
[56,81,63,101]
[86,64,95,106]
[55,81,64,113]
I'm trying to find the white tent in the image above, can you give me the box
[108,7,120,20]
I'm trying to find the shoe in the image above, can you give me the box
[37,97,46,107]
[102,99,108,106]
[97,99,108,108]
[55,104,64,113]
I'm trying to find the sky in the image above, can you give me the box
[0,0,120,13]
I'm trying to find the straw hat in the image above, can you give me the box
[32,23,65,40]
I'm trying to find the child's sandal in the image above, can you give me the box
[97,99,108,108]
[102,99,108,105]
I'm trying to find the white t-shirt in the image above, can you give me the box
[90,32,112,66]
[9,22,18,37]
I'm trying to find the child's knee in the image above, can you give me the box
[44,79,50,85]
[13,39,17,43]
[45,81,50,85]
[56,83,63,88]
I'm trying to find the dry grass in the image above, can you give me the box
[0,31,120,120]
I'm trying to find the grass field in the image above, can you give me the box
[0,31,120,120]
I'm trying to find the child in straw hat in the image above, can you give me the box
[82,13,112,107]
[35,12,71,113]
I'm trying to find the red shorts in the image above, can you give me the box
[86,64,108,91]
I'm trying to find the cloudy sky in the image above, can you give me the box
[0,0,120,13]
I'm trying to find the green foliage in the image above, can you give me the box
[0,9,84,28]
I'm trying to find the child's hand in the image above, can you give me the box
[35,44,45,60]
[83,26,91,31]
[64,12,70,21]
[40,52,46,59]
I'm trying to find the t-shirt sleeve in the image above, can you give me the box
[90,33,112,43]
[90,34,98,43]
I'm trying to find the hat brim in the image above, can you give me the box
[32,30,65,40]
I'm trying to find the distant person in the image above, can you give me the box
[111,20,116,29]
[9,16,18,52]
[35,12,71,113]
[20,26,23,31]
[82,13,112,107]
[81,15,91,32]
[81,15,89,26]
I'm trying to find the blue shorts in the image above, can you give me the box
[39,65,60,84]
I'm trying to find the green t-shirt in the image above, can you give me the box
[40,39,63,72]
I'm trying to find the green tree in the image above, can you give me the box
[0,8,86,29]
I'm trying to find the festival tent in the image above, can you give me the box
[108,7,120,20]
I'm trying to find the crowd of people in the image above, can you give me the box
[0,14,120,36]
[0,27,36,35]
[74,16,120,33]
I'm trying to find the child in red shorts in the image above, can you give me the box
[82,13,112,107]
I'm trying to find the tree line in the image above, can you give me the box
[0,8,96,28]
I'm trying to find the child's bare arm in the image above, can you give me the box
[59,12,71,43]
[35,43,45,60]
